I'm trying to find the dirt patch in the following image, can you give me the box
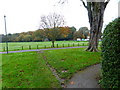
[37,50,44,53]
[41,53,66,88]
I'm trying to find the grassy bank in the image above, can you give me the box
[2,48,101,88]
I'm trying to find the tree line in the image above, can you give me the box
[0,26,90,42]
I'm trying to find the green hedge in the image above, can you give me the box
[101,17,120,88]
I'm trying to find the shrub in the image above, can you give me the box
[101,17,120,88]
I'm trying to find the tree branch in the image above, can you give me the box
[80,0,88,9]
[58,0,67,4]
[104,0,110,9]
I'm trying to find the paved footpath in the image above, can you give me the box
[0,46,87,54]
[66,64,101,88]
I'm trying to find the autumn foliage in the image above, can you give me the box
[1,26,72,42]
[59,26,71,38]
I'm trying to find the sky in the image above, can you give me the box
[0,0,119,34]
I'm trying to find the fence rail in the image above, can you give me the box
[2,42,89,52]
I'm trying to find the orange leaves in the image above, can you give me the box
[59,26,71,38]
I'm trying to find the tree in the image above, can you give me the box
[59,0,110,52]
[66,26,76,40]
[78,27,90,39]
[23,35,32,42]
[32,29,45,41]
[73,30,85,40]
[81,0,110,52]
[39,13,65,47]
[59,26,71,39]
[10,33,19,42]
[0,34,6,42]
[16,34,24,42]
[73,27,89,40]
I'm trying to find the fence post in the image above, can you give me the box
[3,47,5,51]
[37,45,38,49]
[57,44,58,48]
[68,43,69,47]
[73,43,74,47]
[83,43,84,46]
[63,44,64,47]
[44,45,46,48]
[29,45,31,49]
[22,46,23,50]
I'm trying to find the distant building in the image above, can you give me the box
[77,36,90,41]
[87,36,90,39]
[77,38,81,41]
[84,39,89,41]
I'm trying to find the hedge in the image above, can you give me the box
[101,17,120,88]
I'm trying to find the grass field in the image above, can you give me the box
[0,41,102,52]
[0,41,89,52]
[2,48,101,88]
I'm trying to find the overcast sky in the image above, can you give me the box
[0,0,119,34]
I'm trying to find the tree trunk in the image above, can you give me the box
[59,0,110,52]
[52,40,55,47]
[85,2,106,52]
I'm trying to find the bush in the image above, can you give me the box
[101,17,120,88]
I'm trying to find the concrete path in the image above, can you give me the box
[66,64,101,88]
[0,46,87,54]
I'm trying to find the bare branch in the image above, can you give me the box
[104,0,110,9]
[80,0,88,9]
[58,0,68,4]
[39,13,65,30]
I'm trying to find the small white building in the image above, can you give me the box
[84,39,89,41]
[77,38,81,41]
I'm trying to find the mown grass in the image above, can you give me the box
[2,48,101,88]
[0,41,89,52]
[39,48,101,80]
[0,53,2,89]
[2,52,61,88]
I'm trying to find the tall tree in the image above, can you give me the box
[67,26,76,40]
[79,27,90,39]
[23,35,32,42]
[33,29,45,41]
[39,13,65,47]
[59,26,71,39]
[73,31,85,40]
[81,0,110,52]
[59,0,110,52]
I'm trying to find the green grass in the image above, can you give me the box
[0,54,2,89]
[39,48,101,80]
[0,41,89,52]
[2,48,101,88]
[2,52,61,88]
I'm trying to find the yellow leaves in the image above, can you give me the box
[59,26,71,38]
